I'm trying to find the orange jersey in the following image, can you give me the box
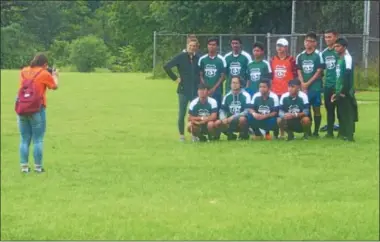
[19,67,56,107]
[270,55,297,96]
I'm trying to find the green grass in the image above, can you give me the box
[1,70,379,240]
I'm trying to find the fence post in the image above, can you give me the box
[319,35,323,52]
[362,0,371,89]
[254,35,257,44]
[219,34,222,55]
[291,0,297,57]
[153,31,157,76]
[267,32,271,61]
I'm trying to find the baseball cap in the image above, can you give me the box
[276,38,289,47]
[288,79,301,87]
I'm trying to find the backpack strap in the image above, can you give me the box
[21,68,44,82]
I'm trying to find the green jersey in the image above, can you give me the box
[188,97,218,117]
[246,59,272,94]
[198,54,227,94]
[250,91,279,115]
[224,50,253,92]
[335,51,354,97]
[220,90,251,118]
[296,49,324,91]
[279,91,310,116]
[321,47,339,88]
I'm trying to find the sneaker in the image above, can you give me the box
[192,136,200,142]
[312,133,320,138]
[333,124,340,131]
[324,133,334,139]
[227,133,238,141]
[319,125,328,132]
[34,167,45,173]
[199,135,208,142]
[21,167,30,173]
[265,133,272,140]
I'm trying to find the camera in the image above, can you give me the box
[47,67,56,74]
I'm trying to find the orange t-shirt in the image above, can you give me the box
[270,55,297,96]
[19,67,57,107]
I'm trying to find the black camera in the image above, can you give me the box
[47,67,56,74]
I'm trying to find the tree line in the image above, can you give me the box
[1,1,364,73]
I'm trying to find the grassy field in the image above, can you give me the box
[1,70,379,240]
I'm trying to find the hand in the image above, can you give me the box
[53,69,59,77]
[331,94,336,103]
[176,78,181,84]
[284,113,294,120]
[301,82,309,92]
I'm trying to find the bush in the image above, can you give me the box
[49,40,71,67]
[69,35,110,72]
[354,59,379,91]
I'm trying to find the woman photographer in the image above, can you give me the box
[17,53,59,173]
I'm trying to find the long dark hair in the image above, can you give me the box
[30,53,48,68]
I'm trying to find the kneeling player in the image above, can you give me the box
[277,79,311,141]
[187,83,218,142]
[247,79,279,140]
[215,76,251,140]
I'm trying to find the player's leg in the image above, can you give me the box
[324,88,335,137]
[30,108,45,172]
[238,116,249,140]
[18,116,32,173]
[340,97,355,141]
[226,116,239,141]
[178,94,189,141]
[207,121,218,140]
[187,122,200,141]
[311,91,322,137]
[300,116,311,139]
[336,99,347,140]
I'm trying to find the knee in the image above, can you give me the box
[239,116,247,125]
[214,120,221,128]
[222,119,229,125]
[207,121,214,130]
[301,116,311,125]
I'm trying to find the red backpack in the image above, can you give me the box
[15,69,43,116]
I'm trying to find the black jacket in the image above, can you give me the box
[163,51,201,99]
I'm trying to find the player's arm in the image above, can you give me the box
[291,56,298,79]
[198,58,206,85]
[292,93,310,119]
[211,57,227,92]
[305,53,324,86]
[295,54,303,82]
[278,95,288,119]
[204,101,218,123]
[219,97,229,120]
[163,53,181,81]
[264,95,279,119]
[340,55,354,97]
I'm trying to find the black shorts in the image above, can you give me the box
[286,118,304,133]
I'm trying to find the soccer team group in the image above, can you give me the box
[164,30,358,142]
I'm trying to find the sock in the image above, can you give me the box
[314,116,321,134]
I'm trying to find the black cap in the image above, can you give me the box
[198,83,209,90]
[335,37,348,47]
[288,79,301,87]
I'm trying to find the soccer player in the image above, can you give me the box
[246,42,272,97]
[215,76,251,140]
[331,37,358,142]
[278,79,311,141]
[164,38,201,142]
[198,37,226,108]
[224,36,252,93]
[270,38,297,139]
[296,32,324,137]
[321,29,340,137]
[247,78,279,140]
[187,83,219,142]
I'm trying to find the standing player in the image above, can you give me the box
[278,79,311,141]
[270,38,297,139]
[188,83,219,142]
[331,37,358,142]
[296,32,324,137]
[247,79,279,140]
[224,36,252,93]
[246,42,272,97]
[321,29,340,137]
[215,76,251,140]
[198,37,226,108]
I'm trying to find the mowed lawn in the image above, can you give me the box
[1,70,379,240]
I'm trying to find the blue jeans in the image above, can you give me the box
[17,107,46,166]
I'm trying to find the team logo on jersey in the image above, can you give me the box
[288,105,300,114]
[250,68,261,82]
[325,56,336,69]
[258,105,270,115]
[205,64,217,78]
[230,62,241,75]
[302,60,314,74]
[274,65,287,78]
[336,64,341,78]
[198,109,210,117]
[229,100,242,114]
